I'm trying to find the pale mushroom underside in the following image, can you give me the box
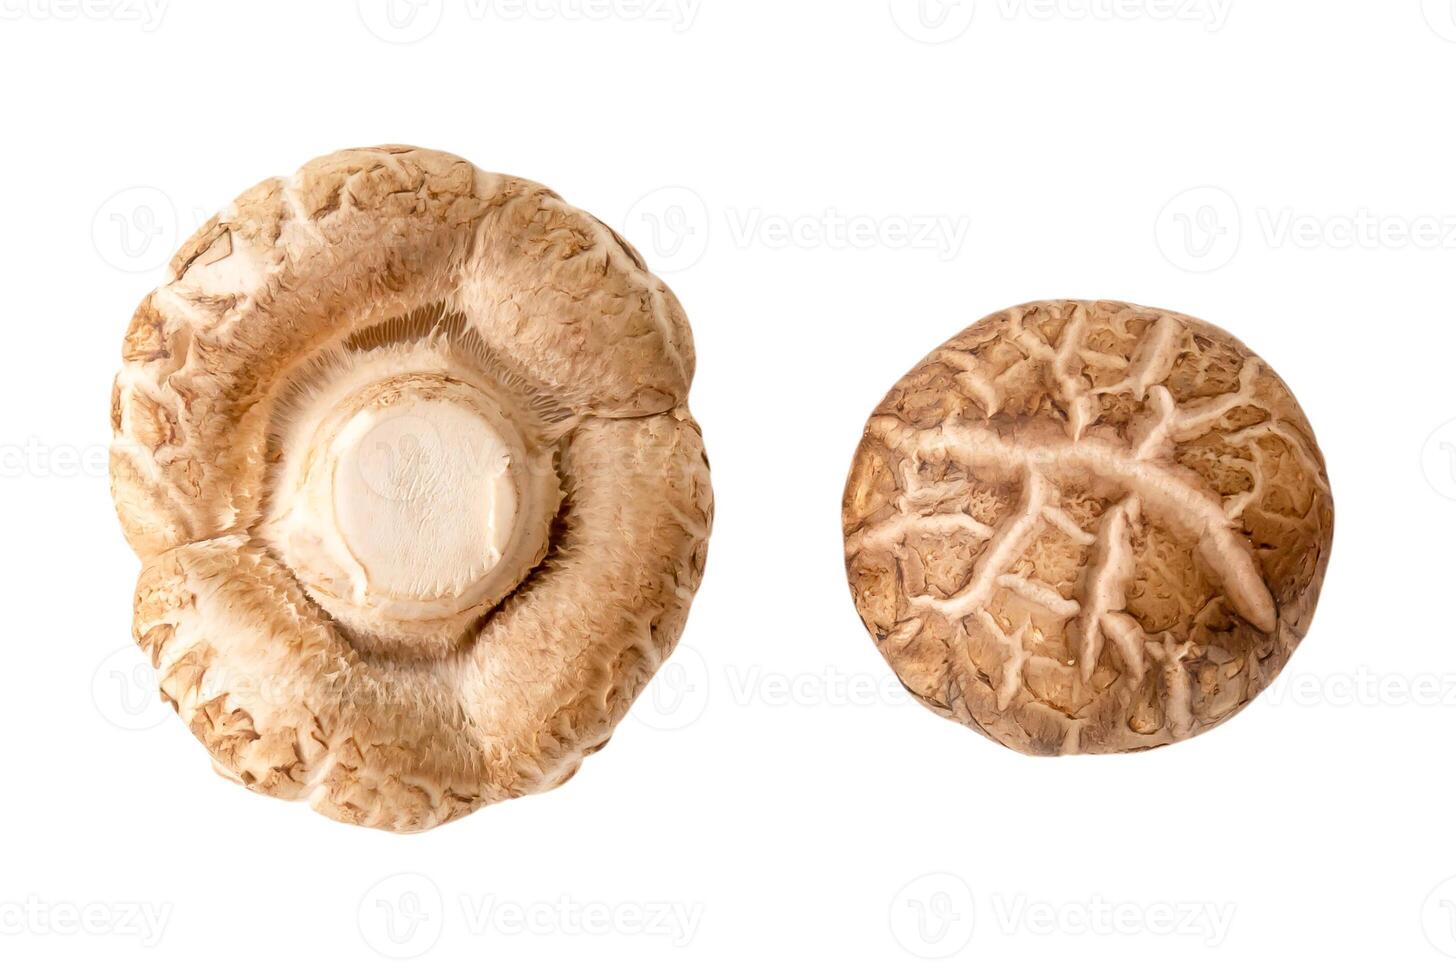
[111,146,712,831]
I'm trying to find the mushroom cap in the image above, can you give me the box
[111,146,712,831]
[842,299,1333,755]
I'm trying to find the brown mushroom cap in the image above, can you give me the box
[843,300,1333,755]
[111,146,712,831]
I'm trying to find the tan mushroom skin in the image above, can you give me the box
[110,146,712,831]
[843,300,1333,755]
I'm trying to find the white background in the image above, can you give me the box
[2,0,1455,975]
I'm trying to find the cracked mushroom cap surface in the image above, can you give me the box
[842,300,1333,755]
[110,146,712,831]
